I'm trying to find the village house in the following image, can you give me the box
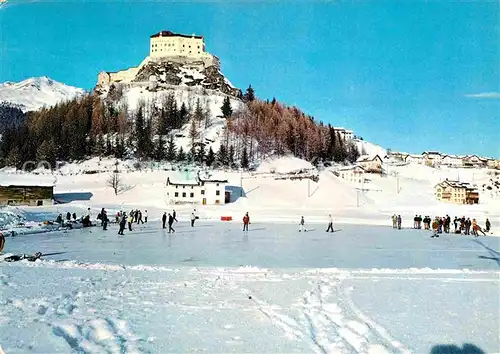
[356,155,383,173]
[165,173,228,205]
[404,154,424,165]
[486,158,500,169]
[333,127,354,140]
[463,155,487,168]
[422,151,442,167]
[435,179,479,204]
[441,154,464,168]
[333,165,366,184]
[0,175,55,206]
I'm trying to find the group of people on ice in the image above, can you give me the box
[161,209,198,233]
[391,213,491,237]
[241,213,336,233]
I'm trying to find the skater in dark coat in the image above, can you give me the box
[66,212,71,221]
[485,218,491,232]
[397,215,402,230]
[162,212,167,229]
[72,212,77,221]
[299,216,305,232]
[173,210,178,222]
[102,210,108,230]
[326,215,334,232]
[118,215,126,235]
[137,210,144,224]
[168,213,175,233]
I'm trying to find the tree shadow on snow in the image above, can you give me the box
[473,239,500,267]
[430,343,485,354]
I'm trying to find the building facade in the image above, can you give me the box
[333,166,365,184]
[441,155,463,167]
[0,183,54,206]
[405,154,424,165]
[435,180,479,204]
[463,155,487,168]
[333,127,354,140]
[356,155,383,173]
[165,175,227,205]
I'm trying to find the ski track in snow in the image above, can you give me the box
[1,258,498,353]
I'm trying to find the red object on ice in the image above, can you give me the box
[221,216,232,221]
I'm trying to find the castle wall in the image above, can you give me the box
[150,35,206,59]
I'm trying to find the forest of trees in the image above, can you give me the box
[0,84,359,170]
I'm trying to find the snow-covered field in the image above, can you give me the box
[0,221,499,353]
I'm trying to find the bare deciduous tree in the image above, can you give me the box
[107,170,122,195]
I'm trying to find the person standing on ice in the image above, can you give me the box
[127,212,133,231]
[391,214,397,229]
[102,209,108,230]
[173,210,178,222]
[397,215,402,230]
[144,210,148,223]
[191,212,196,227]
[137,210,144,224]
[485,218,491,233]
[243,212,250,232]
[413,215,418,229]
[118,214,126,235]
[168,213,175,233]
[299,216,305,232]
[162,212,167,229]
[326,215,334,232]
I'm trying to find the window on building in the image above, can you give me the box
[201,190,205,195]
[175,192,179,197]
[216,183,219,186]
[182,192,186,198]
[216,190,220,196]
[190,193,194,198]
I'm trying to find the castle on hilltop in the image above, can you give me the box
[97,30,219,86]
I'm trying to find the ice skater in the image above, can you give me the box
[243,212,250,232]
[173,210,178,223]
[191,212,196,227]
[128,212,133,231]
[326,215,334,232]
[102,209,108,230]
[144,210,148,223]
[397,215,402,230]
[472,219,486,237]
[485,218,491,233]
[168,213,175,233]
[299,216,305,232]
[391,214,397,229]
[162,212,167,229]
[118,214,126,235]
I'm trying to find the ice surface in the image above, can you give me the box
[0,221,498,353]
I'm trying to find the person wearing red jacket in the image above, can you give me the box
[243,213,250,231]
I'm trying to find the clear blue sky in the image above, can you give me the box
[1,0,499,158]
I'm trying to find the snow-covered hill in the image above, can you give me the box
[0,77,85,112]
[352,139,387,158]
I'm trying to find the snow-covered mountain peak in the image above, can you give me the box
[0,76,85,112]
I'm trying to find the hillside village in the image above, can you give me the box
[0,30,499,217]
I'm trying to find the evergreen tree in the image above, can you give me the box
[193,99,204,123]
[154,135,166,161]
[241,146,249,168]
[197,142,206,165]
[189,119,199,153]
[36,139,56,168]
[206,146,215,167]
[244,85,255,102]
[105,135,113,156]
[346,141,360,163]
[93,134,105,156]
[166,135,177,161]
[177,103,189,129]
[177,146,186,162]
[221,96,233,118]
[114,135,126,159]
[216,144,227,167]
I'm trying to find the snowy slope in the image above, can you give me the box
[0,77,85,112]
[352,139,387,158]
